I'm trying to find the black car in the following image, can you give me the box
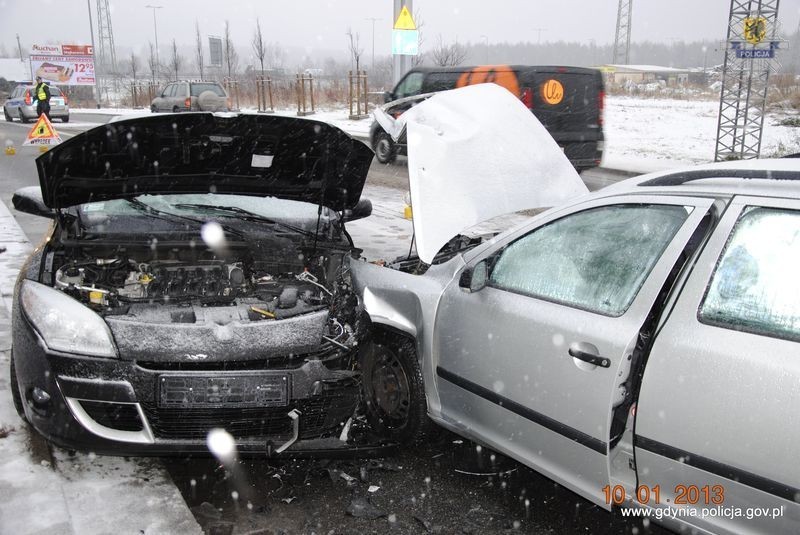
[9,113,380,456]
[370,65,605,172]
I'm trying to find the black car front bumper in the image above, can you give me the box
[12,305,389,457]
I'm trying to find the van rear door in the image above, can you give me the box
[518,67,604,170]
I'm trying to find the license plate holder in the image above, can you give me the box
[158,374,290,408]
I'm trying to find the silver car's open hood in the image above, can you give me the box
[35,113,373,211]
[374,84,588,263]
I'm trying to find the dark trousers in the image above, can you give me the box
[36,100,50,120]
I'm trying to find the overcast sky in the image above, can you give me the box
[2,0,799,61]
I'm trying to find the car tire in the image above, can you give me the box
[373,132,398,164]
[61,116,69,123]
[172,106,180,113]
[19,110,30,124]
[9,353,28,423]
[150,104,158,113]
[3,107,12,122]
[360,329,434,445]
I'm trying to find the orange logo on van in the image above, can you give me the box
[456,65,520,99]
[541,79,564,105]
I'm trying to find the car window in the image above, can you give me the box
[489,204,691,316]
[423,71,461,92]
[394,72,424,99]
[191,83,226,97]
[699,206,800,341]
[49,87,62,96]
[162,84,173,97]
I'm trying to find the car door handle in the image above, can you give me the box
[568,344,610,368]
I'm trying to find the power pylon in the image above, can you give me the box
[95,0,118,102]
[613,0,633,64]
[714,0,781,161]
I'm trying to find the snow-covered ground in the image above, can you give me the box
[604,96,800,173]
[76,95,800,176]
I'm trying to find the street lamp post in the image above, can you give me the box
[145,5,163,69]
[86,0,101,107]
[480,34,489,64]
[365,17,382,71]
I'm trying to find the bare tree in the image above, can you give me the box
[267,42,286,70]
[194,21,204,80]
[430,35,467,67]
[346,27,363,72]
[412,9,426,67]
[169,38,182,81]
[223,20,239,78]
[252,18,267,77]
[128,51,140,82]
[147,42,158,82]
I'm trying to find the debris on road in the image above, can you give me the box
[345,496,385,519]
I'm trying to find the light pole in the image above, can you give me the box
[86,0,101,107]
[480,34,489,64]
[365,17,382,71]
[145,5,163,69]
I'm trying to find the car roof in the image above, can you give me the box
[600,158,800,200]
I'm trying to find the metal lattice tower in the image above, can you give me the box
[95,0,118,101]
[612,0,633,64]
[714,0,781,161]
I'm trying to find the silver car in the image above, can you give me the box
[353,86,800,534]
[150,80,230,113]
[3,84,70,123]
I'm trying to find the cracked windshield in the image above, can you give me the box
[1,1,800,534]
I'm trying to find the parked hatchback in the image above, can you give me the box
[151,81,230,113]
[354,85,800,535]
[3,83,70,123]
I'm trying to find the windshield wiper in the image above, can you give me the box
[126,198,246,241]
[172,203,317,238]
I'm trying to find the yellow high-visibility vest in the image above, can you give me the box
[36,84,47,101]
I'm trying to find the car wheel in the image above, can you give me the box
[61,116,69,123]
[19,110,30,124]
[360,330,433,445]
[150,104,158,113]
[9,353,28,423]
[3,107,12,122]
[172,106,180,113]
[373,132,398,164]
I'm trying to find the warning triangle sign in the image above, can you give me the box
[394,6,416,30]
[23,114,63,147]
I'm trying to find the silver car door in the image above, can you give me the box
[431,194,714,508]
[635,196,800,535]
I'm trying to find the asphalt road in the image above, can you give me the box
[0,115,661,534]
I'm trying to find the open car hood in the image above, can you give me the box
[36,113,373,211]
[374,84,588,264]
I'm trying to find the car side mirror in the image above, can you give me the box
[458,260,488,293]
[12,186,54,219]
[343,198,372,222]
[383,91,393,103]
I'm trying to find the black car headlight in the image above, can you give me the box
[20,280,118,358]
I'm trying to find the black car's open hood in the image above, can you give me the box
[36,113,373,211]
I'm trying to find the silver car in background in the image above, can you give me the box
[3,84,70,123]
[150,81,230,113]
[353,86,800,535]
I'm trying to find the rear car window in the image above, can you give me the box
[489,204,690,316]
[190,83,226,97]
[423,72,461,92]
[700,207,800,341]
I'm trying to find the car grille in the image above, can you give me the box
[79,401,144,432]
[140,381,359,441]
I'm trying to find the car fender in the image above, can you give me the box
[349,255,466,418]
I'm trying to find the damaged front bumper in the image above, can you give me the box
[13,306,394,457]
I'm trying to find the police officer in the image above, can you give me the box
[34,76,51,120]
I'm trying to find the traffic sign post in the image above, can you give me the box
[392,0,416,85]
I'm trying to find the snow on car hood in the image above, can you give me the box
[35,113,373,211]
[376,83,588,264]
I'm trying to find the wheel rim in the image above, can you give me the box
[376,138,392,160]
[369,348,411,426]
